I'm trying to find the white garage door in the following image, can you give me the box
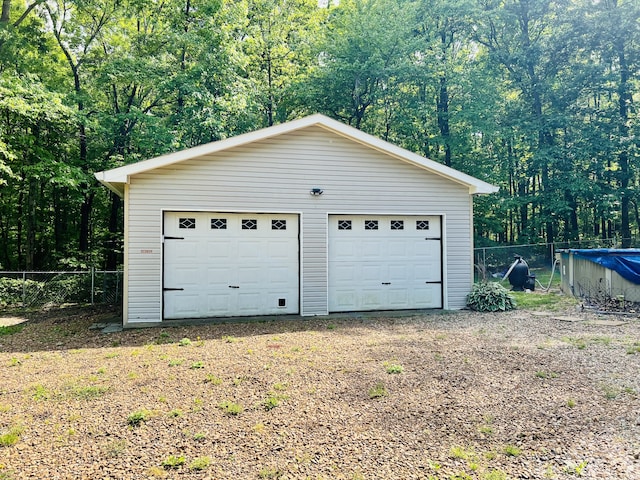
[328,215,442,312]
[163,212,299,319]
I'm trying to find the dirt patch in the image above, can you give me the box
[0,305,639,479]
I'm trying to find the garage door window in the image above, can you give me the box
[211,218,227,229]
[179,218,196,229]
[416,220,430,230]
[365,220,378,230]
[391,220,404,230]
[338,220,352,230]
[242,219,258,230]
[272,219,287,230]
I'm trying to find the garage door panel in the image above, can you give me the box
[329,215,442,312]
[164,212,299,319]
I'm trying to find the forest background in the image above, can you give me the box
[0,0,638,271]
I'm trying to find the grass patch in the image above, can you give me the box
[189,456,211,471]
[383,362,404,374]
[503,445,521,457]
[205,374,223,385]
[70,385,109,400]
[161,455,185,469]
[368,382,388,399]
[0,325,24,336]
[218,400,243,416]
[0,425,24,446]
[510,290,575,311]
[127,409,152,426]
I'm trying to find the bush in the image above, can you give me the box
[467,282,516,312]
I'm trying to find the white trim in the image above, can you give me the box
[122,184,130,327]
[95,114,498,196]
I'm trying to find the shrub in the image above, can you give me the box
[467,282,516,312]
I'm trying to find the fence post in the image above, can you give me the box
[91,267,95,306]
[22,271,26,307]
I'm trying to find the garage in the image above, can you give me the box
[329,215,442,312]
[163,212,299,319]
[95,114,498,326]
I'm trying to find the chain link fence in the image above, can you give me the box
[0,270,123,308]
[474,238,640,281]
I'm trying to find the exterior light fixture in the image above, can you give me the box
[310,188,323,196]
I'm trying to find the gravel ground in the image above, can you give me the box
[0,304,639,480]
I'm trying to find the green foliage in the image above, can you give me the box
[467,282,516,312]
[0,324,23,336]
[127,409,152,427]
[161,455,186,469]
[218,400,243,416]
[368,382,387,399]
[0,425,24,447]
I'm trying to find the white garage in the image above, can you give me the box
[95,114,498,327]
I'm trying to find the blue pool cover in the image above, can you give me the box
[569,249,640,285]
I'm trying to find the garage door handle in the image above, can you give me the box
[228,285,240,289]
[163,287,184,291]
[382,282,391,285]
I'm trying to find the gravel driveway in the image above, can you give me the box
[0,305,639,479]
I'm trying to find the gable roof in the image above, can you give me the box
[95,113,499,197]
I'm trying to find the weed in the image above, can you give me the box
[104,439,127,457]
[504,445,521,456]
[30,384,51,401]
[0,425,23,446]
[482,470,508,480]
[327,323,336,330]
[146,466,167,478]
[161,455,186,469]
[263,395,280,411]
[449,445,474,460]
[71,385,109,400]
[8,358,20,367]
[259,467,283,479]
[178,338,191,346]
[168,359,184,367]
[127,409,152,426]
[193,432,206,441]
[205,374,223,385]
[272,382,287,391]
[368,382,388,399]
[384,362,404,374]
[601,384,620,400]
[574,460,588,476]
[535,371,559,379]
[222,335,238,343]
[478,425,494,435]
[0,325,23,336]
[168,409,183,418]
[567,398,576,408]
[626,343,640,354]
[105,352,119,359]
[253,423,266,434]
[450,472,473,480]
[190,361,204,369]
[155,332,172,344]
[0,404,10,413]
[218,400,243,415]
[189,456,211,471]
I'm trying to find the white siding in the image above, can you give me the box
[124,126,473,324]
